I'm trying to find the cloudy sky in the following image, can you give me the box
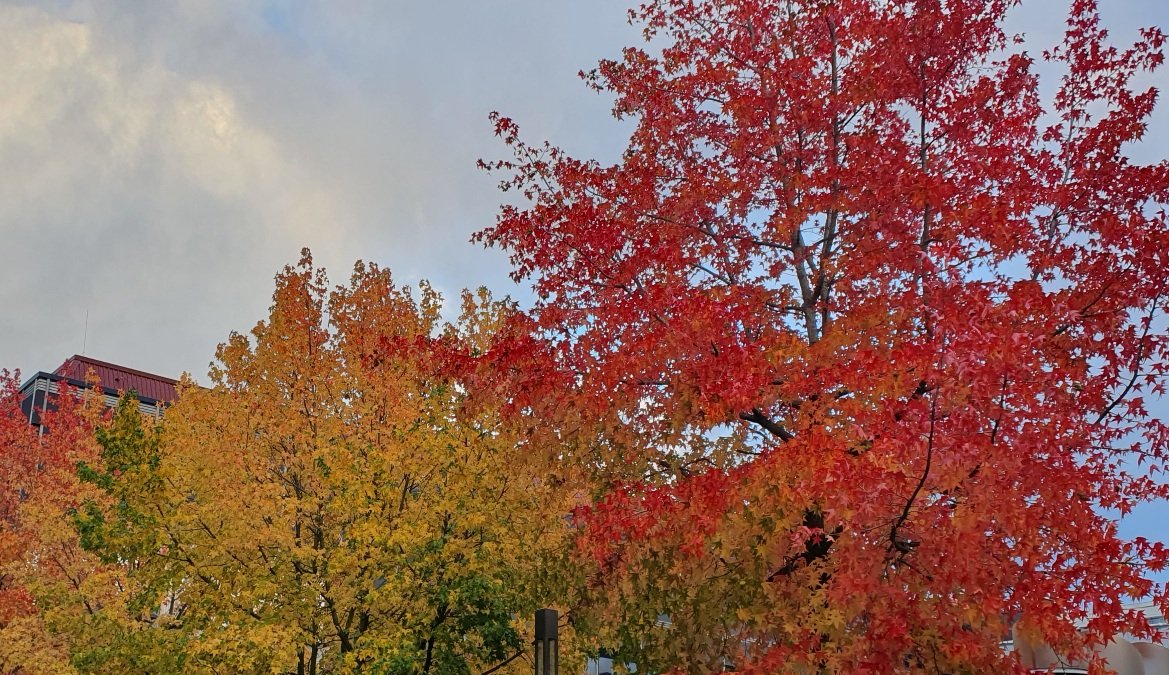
[0,0,642,382]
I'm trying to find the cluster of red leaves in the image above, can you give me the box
[0,372,98,634]
[0,372,37,629]
[480,0,1169,671]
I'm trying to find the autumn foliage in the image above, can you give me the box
[0,372,117,674]
[2,0,1168,673]
[0,257,578,674]
[478,0,1169,671]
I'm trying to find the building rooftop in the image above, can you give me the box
[17,355,179,427]
[52,354,178,404]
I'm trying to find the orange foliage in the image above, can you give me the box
[0,371,108,674]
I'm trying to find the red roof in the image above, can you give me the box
[54,355,178,403]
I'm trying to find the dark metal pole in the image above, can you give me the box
[534,608,558,675]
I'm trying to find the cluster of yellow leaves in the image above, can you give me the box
[2,252,583,675]
[145,254,580,673]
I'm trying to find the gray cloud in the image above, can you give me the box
[0,0,637,380]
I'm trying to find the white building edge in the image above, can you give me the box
[1008,600,1169,674]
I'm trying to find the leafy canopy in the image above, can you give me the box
[480,0,1169,671]
[4,254,579,675]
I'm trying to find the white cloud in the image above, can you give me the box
[0,4,402,379]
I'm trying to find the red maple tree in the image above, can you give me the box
[0,371,105,672]
[0,371,38,632]
[480,0,1169,671]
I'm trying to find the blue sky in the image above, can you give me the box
[0,0,1165,571]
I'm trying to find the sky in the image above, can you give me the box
[0,1,1167,548]
[0,0,640,382]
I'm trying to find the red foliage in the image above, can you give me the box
[0,372,36,628]
[481,0,1169,670]
[0,372,98,632]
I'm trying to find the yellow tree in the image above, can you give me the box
[78,251,576,674]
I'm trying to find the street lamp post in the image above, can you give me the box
[534,608,558,675]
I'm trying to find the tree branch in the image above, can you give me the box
[738,407,794,441]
